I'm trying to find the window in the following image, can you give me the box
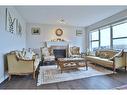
[89,21,127,51]
[113,23,127,38]
[113,38,127,50]
[90,30,99,51]
[91,41,99,51]
[100,27,110,49]
[112,23,127,50]
[91,31,99,40]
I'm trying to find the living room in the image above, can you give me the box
[1,5,127,91]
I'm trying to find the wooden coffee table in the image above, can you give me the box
[56,58,88,73]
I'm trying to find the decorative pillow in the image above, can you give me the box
[15,51,22,59]
[109,49,124,61]
[104,53,110,59]
[99,52,105,58]
[18,51,25,59]
[25,51,33,59]
[22,49,26,57]
[95,50,100,57]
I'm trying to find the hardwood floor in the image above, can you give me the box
[0,64,127,89]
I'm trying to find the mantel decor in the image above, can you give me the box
[55,28,63,36]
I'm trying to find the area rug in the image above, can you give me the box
[37,65,113,86]
[116,85,127,89]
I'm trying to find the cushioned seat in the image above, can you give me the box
[85,50,126,72]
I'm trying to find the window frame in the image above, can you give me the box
[90,30,99,51]
[89,20,127,51]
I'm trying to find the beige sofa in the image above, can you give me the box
[6,49,40,80]
[85,50,126,73]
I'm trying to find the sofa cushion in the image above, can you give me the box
[86,56,113,67]
[99,52,110,59]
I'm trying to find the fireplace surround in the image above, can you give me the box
[50,45,69,58]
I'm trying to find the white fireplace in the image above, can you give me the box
[46,41,69,47]
[46,41,69,57]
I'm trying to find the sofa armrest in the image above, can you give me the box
[114,56,125,68]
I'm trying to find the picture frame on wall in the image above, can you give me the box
[76,30,83,36]
[31,27,40,35]
[5,8,16,34]
[16,19,22,36]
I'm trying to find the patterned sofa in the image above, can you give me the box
[6,49,40,80]
[85,50,126,73]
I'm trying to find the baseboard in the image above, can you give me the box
[0,74,8,84]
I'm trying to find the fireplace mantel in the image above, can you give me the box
[46,41,69,47]
[46,41,69,57]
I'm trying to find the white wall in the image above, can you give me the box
[0,6,26,83]
[26,23,86,52]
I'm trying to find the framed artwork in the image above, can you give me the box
[55,28,63,36]
[5,8,16,34]
[31,27,40,35]
[76,30,83,36]
[16,19,22,36]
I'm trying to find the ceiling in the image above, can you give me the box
[15,6,127,27]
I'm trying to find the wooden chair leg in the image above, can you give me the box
[113,62,116,74]
[113,68,116,74]
[125,66,126,72]
[85,61,88,70]
[8,74,11,81]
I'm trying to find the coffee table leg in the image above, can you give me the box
[86,61,88,70]
[61,69,63,73]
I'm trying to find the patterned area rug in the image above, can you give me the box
[37,64,113,86]
[116,85,127,89]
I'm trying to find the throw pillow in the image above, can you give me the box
[15,51,22,59]
[95,50,100,57]
[25,50,35,59]
[99,52,105,58]
[18,51,25,59]
[25,52,33,59]
[104,53,110,59]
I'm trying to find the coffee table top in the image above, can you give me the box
[57,58,85,62]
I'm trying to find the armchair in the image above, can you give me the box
[69,46,81,58]
[40,47,55,62]
[6,51,40,80]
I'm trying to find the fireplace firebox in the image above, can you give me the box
[53,49,66,58]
